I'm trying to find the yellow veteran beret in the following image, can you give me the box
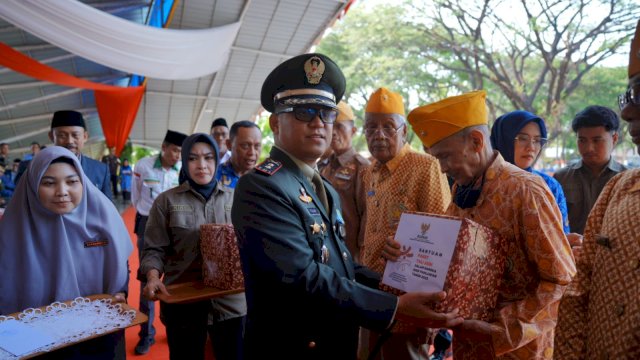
[408,90,488,148]
[365,87,405,116]
[629,20,640,79]
[336,101,355,122]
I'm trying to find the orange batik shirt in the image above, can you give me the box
[554,169,640,360]
[447,153,576,360]
[361,144,451,274]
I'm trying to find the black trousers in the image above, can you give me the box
[160,301,245,360]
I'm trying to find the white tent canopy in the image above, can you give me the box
[0,0,349,157]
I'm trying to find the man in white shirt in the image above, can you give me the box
[131,129,187,354]
[211,118,231,164]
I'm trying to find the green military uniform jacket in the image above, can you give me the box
[232,147,397,360]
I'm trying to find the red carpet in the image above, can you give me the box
[121,205,215,359]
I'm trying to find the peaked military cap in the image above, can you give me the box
[51,110,86,129]
[260,53,346,113]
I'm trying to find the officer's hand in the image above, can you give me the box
[452,319,497,342]
[396,291,464,328]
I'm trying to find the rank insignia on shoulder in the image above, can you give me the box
[255,159,282,176]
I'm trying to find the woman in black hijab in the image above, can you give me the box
[139,133,246,360]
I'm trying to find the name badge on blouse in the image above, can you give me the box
[84,240,109,248]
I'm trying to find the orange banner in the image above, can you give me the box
[0,42,144,155]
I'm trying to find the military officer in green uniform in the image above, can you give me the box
[231,53,463,360]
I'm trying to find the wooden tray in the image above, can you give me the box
[156,281,244,304]
[1,294,147,359]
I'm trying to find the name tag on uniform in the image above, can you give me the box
[170,205,193,212]
[84,240,109,248]
[307,207,320,215]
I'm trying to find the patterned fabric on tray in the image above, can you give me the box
[200,224,244,290]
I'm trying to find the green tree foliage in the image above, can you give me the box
[316,0,638,159]
[257,114,274,161]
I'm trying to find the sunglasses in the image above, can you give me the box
[618,83,640,110]
[275,106,338,124]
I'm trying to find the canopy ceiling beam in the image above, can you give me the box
[191,0,253,133]
[0,87,82,112]
[0,107,97,126]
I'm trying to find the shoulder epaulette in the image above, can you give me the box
[255,158,282,176]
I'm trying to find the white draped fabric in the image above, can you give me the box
[0,0,241,80]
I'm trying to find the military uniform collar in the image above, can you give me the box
[273,145,317,180]
[334,147,357,167]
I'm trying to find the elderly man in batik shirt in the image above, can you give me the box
[320,101,370,262]
[554,20,640,360]
[361,87,451,359]
[400,90,576,359]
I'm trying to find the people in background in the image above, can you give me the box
[16,111,112,199]
[490,110,571,233]
[23,141,41,161]
[217,120,262,189]
[0,146,132,359]
[553,105,627,234]
[319,101,369,262]
[49,110,112,199]
[141,133,246,360]
[360,87,451,360]
[102,146,121,199]
[0,159,20,201]
[131,129,187,355]
[119,158,132,202]
[0,142,10,167]
[211,117,231,164]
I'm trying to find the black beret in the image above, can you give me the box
[163,130,188,147]
[260,53,346,113]
[572,105,620,132]
[211,118,228,129]
[51,110,86,129]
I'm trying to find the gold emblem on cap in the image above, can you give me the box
[304,56,325,85]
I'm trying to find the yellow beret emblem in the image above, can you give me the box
[304,56,325,85]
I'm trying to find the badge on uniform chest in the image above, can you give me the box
[299,187,313,203]
[310,221,326,235]
[321,245,330,264]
